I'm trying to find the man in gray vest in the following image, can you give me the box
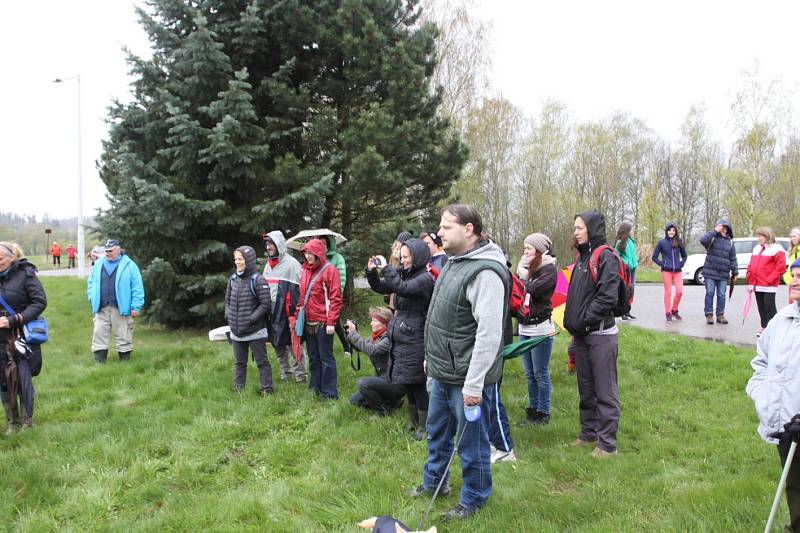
[410,204,510,521]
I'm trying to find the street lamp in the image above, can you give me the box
[53,75,85,278]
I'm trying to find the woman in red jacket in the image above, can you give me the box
[296,239,343,399]
[746,227,786,336]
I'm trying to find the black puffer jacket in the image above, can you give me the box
[699,218,738,281]
[366,239,433,385]
[224,246,272,338]
[0,259,47,343]
[519,259,557,326]
[563,210,620,336]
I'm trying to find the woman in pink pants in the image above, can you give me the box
[651,223,688,322]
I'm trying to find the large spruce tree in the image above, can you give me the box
[98,0,466,327]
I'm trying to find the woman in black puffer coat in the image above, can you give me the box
[224,246,273,396]
[0,242,47,432]
[366,238,433,439]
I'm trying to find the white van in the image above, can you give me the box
[682,237,790,284]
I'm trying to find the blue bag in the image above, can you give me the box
[0,292,48,344]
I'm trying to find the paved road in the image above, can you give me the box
[628,282,790,348]
[38,268,86,277]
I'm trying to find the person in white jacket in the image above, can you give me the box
[746,257,800,532]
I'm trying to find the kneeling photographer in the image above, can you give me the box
[346,307,404,414]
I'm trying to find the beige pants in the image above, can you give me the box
[92,306,134,353]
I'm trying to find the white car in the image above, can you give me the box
[682,237,790,285]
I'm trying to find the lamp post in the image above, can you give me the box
[53,75,85,278]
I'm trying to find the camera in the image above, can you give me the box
[345,319,357,333]
[372,258,381,267]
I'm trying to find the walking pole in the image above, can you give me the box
[416,404,481,531]
[765,437,798,533]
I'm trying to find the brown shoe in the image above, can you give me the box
[716,314,728,324]
[705,314,714,325]
[571,438,597,447]
[591,446,618,458]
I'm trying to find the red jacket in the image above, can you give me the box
[66,245,77,258]
[297,239,342,326]
[746,243,786,288]
[50,244,62,256]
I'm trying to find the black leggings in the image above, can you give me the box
[404,382,429,411]
[755,291,777,328]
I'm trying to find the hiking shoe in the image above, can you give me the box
[665,313,673,322]
[671,310,683,321]
[627,313,637,320]
[490,448,517,464]
[533,411,550,425]
[705,314,714,325]
[571,438,597,447]
[525,407,539,424]
[442,503,476,521]
[591,446,618,459]
[409,482,450,498]
[259,388,273,397]
[716,314,728,324]
[22,417,32,429]
[620,314,629,321]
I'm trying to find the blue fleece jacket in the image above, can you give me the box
[87,254,145,315]
[652,223,688,272]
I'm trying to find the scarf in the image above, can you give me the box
[371,326,387,341]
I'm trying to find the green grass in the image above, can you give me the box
[0,277,782,531]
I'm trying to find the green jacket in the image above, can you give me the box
[425,241,509,395]
[615,237,639,270]
[324,236,347,288]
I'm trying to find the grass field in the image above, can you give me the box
[0,277,784,531]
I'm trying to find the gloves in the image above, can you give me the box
[784,414,800,442]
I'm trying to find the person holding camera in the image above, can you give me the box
[366,238,433,440]
[747,258,800,532]
[0,242,46,432]
[345,307,405,414]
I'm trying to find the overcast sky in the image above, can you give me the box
[3,0,799,220]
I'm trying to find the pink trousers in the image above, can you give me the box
[661,271,683,313]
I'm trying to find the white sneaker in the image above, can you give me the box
[490,448,516,464]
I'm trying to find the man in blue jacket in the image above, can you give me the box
[699,219,738,325]
[87,239,145,363]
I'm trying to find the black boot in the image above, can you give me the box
[413,410,427,441]
[407,402,419,432]
[526,407,540,424]
[94,350,109,364]
[118,351,131,361]
[533,410,551,425]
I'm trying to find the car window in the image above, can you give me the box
[735,240,755,254]
[779,240,790,251]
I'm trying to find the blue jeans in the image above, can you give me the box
[520,335,554,414]
[305,326,337,399]
[422,379,493,511]
[704,277,728,315]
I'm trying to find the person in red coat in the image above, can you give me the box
[50,242,62,267]
[746,227,787,335]
[296,239,343,399]
[66,244,77,269]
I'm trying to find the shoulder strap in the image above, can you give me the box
[302,263,331,307]
[0,292,15,316]
[588,245,613,284]
[250,272,260,298]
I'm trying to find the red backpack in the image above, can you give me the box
[585,245,633,317]
[509,272,531,320]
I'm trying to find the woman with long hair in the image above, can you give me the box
[614,222,638,320]
[652,223,688,322]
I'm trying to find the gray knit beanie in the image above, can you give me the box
[524,233,551,254]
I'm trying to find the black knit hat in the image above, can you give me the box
[424,230,443,248]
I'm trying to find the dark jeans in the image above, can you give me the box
[305,326,337,399]
[52,255,60,266]
[573,333,620,452]
[486,378,514,452]
[68,257,76,268]
[779,434,800,533]
[422,379,493,511]
[704,277,728,315]
[350,376,405,413]
[231,338,273,392]
[755,291,778,329]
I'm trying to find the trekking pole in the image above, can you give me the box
[765,437,797,533]
[416,404,481,531]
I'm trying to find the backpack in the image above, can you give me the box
[508,272,531,321]
[586,245,633,317]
